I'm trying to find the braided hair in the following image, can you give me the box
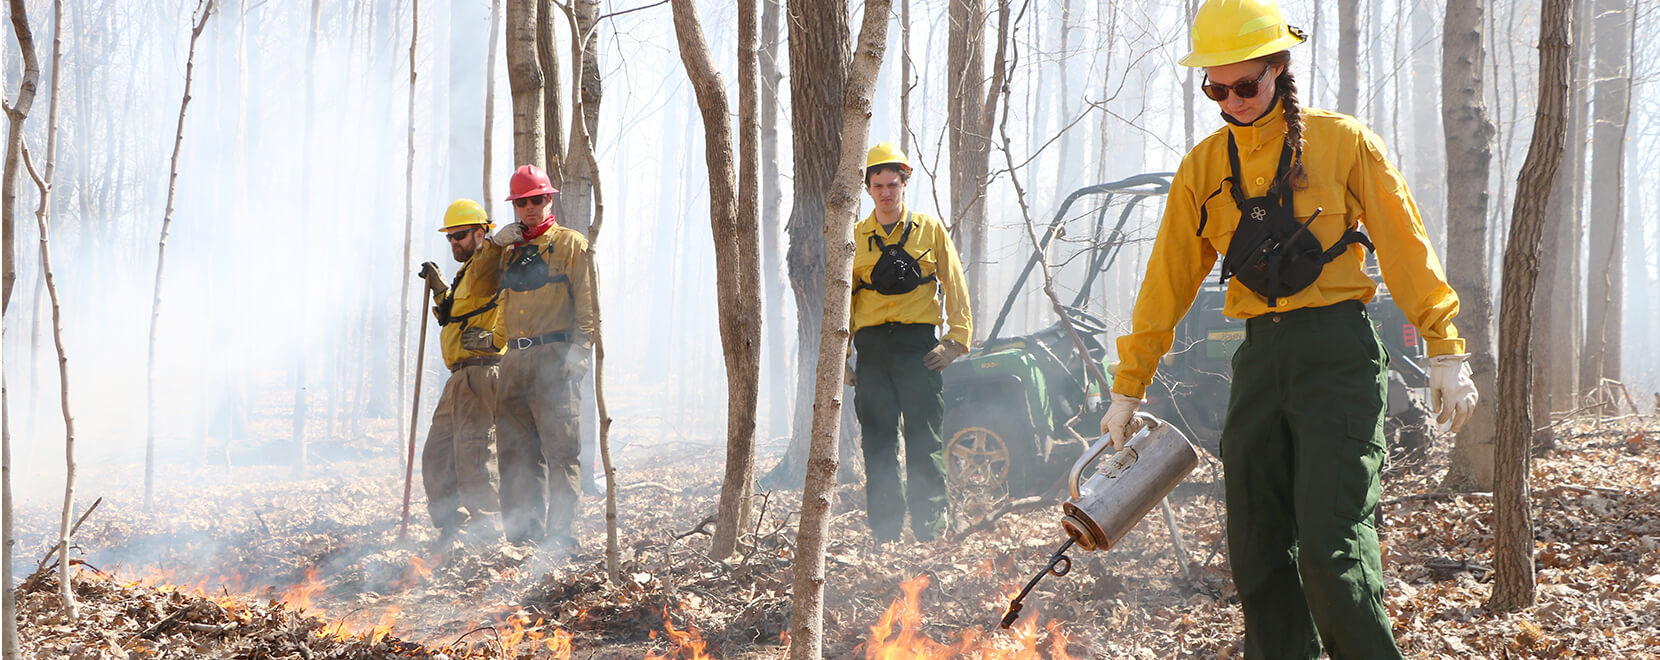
[1259,50,1306,188]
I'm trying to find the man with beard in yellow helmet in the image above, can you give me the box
[1101,1,1479,657]
[417,199,506,546]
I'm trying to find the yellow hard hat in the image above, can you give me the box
[865,142,911,174]
[1179,0,1306,68]
[438,199,491,232]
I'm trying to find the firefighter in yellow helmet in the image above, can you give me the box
[1102,1,1477,656]
[473,165,597,548]
[417,199,506,546]
[848,142,972,543]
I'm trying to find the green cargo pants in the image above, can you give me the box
[853,323,949,542]
[1221,300,1402,660]
[422,363,500,531]
[496,342,582,545]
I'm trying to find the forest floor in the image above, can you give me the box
[10,414,1660,659]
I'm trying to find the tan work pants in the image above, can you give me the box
[496,342,582,544]
[422,363,500,530]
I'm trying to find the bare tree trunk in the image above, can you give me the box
[1439,0,1498,492]
[899,0,911,154]
[668,0,763,562]
[788,4,889,656]
[762,0,850,488]
[482,0,502,219]
[16,0,72,619]
[553,0,616,582]
[759,0,789,441]
[1581,0,1633,397]
[147,0,215,507]
[506,0,545,167]
[395,0,418,469]
[1337,0,1359,116]
[537,0,563,179]
[947,0,989,323]
[1490,0,1570,614]
[2,370,15,660]
[1536,0,1589,443]
[562,0,601,236]
[2,0,40,315]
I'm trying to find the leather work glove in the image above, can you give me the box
[1099,392,1144,451]
[921,339,968,371]
[490,222,526,247]
[844,359,856,387]
[1429,353,1479,433]
[418,262,447,297]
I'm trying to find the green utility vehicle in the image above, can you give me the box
[941,174,1433,499]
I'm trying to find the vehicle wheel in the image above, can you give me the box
[944,405,1040,505]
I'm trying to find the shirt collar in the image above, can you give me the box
[859,206,911,237]
[1223,98,1287,151]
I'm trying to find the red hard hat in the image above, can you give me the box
[506,164,559,200]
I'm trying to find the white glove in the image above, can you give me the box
[1429,353,1479,433]
[490,222,526,247]
[1099,392,1143,451]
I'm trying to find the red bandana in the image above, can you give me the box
[521,213,558,244]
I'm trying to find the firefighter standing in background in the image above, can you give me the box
[418,199,505,545]
[1101,1,1479,657]
[477,165,597,547]
[848,143,973,544]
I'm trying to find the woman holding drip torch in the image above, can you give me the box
[1101,1,1479,657]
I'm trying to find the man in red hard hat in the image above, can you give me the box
[475,164,598,548]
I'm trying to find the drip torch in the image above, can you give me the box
[999,413,1198,628]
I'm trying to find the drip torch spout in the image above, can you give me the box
[999,537,1076,629]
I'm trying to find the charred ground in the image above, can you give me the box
[10,418,1660,658]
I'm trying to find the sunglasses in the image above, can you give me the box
[446,228,477,242]
[1201,64,1275,102]
[512,195,551,208]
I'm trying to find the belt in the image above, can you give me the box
[508,330,572,351]
[1247,299,1365,328]
[449,355,502,372]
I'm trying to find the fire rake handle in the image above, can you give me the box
[999,536,1076,629]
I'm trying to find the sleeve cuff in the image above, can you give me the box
[1425,337,1466,357]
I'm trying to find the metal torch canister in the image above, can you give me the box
[1060,413,1199,552]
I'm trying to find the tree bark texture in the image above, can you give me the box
[1580,0,1632,395]
[1337,0,1359,116]
[1439,0,1498,492]
[148,0,215,507]
[947,0,990,326]
[2,0,40,314]
[558,0,601,237]
[482,0,502,219]
[668,0,762,563]
[536,0,564,179]
[506,0,545,168]
[1535,0,1589,442]
[788,4,890,657]
[395,0,417,469]
[1490,0,1571,613]
[764,0,849,488]
[759,0,789,441]
[2,372,16,660]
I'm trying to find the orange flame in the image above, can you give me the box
[862,574,1068,660]
[497,612,574,659]
[396,554,435,590]
[645,607,712,660]
[279,566,326,615]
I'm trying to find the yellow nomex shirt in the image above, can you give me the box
[475,224,598,345]
[434,253,506,369]
[1114,102,1464,400]
[849,207,973,347]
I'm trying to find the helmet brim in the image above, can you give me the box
[505,187,560,201]
[1178,32,1304,68]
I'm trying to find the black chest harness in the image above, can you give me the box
[856,213,937,296]
[502,242,571,293]
[1196,133,1374,306]
[434,261,501,327]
